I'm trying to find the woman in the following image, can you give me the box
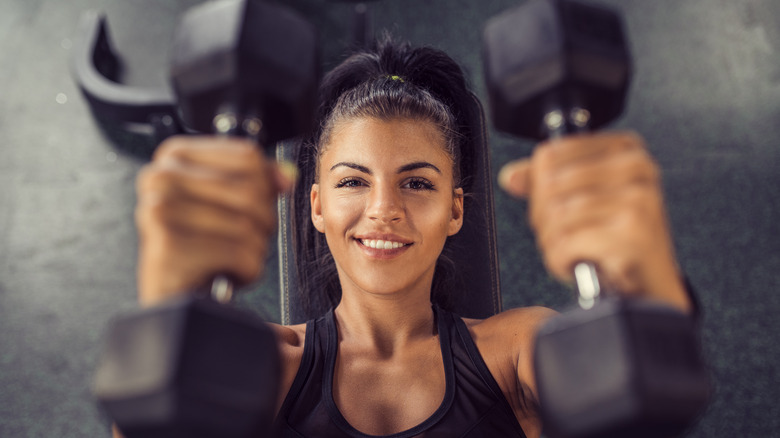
[133,38,693,437]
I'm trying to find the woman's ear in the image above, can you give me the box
[310,183,325,233]
[448,188,464,236]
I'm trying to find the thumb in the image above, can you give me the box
[498,158,532,199]
[273,160,299,194]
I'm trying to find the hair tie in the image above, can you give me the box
[386,74,405,83]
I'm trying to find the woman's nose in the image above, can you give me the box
[366,185,403,223]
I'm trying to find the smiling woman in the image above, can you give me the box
[311,117,463,299]
[131,35,694,438]
[271,36,545,437]
[291,38,480,319]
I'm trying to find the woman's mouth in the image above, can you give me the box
[355,238,413,259]
[358,239,411,250]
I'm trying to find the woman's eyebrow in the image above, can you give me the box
[330,162,371,174]
[397,162,441,174]
[329,161,441,175]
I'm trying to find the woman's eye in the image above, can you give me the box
[335,178,365,188]
[404,178,435,191]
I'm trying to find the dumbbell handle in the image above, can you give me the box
[542,107,603,309]
[207,111,265,304]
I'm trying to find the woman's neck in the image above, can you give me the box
[334,280,437,354]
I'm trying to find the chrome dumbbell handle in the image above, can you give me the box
[543,108,603,310]
[209,111,264,304]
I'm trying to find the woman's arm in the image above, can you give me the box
[108,136,291,438]
[498,131,691,312]
[135,136,290,305]
[490,131,692,436]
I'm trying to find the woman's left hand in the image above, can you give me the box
[499,131,691,312]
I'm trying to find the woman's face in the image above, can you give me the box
[311,117,464,298]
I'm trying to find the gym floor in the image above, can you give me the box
[1,0,778,436]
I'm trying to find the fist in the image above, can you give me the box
[134,136,291,306]
[499,132,689,311]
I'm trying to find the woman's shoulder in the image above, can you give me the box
[268,322,308,413]
[459,306,556,437]
[269,322,307,353]
[462,307,557,387]
[463,305,558,337]
[459,305,557,372]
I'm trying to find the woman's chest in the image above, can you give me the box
[332,344,446,435]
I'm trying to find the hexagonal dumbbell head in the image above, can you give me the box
[93,297,280,437]
[482,0,631,140]
[534,298,711,438]
[170,0,318,147]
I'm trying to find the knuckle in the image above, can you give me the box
[137,197,178,237]
[614,207,640,231]
[135,165,157,192]
[611,130,643,152]
[531,145,553,169]
[620,130,645,147]
[137,164,177,193]
[154,136,191,161]
[606,258,639,292]
[233,189,260,215]
[145,198,170,223]
[626,186,661,217]
[230,142,265,170]
[155,228,181,252]
[622,185,646,209]
[627,148,658,176]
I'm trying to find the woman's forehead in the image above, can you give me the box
[321,117,452,167]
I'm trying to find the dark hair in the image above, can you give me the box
[292,36,483,317]
[317,76,461,185]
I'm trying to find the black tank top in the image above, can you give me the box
[274,305,528,437]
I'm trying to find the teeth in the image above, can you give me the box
[362,239,406,249]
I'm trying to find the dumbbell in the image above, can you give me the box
[92,1,318,437]
[482,1,710,437]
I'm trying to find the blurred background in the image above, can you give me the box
[0,0,778,436]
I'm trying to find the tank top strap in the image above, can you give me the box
[446,308,519,409]
[275,310,323,423]
[437,305,529,438]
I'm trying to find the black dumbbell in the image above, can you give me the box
[170,0,318,146]
[482,1,710,437]
[92,1,318,437]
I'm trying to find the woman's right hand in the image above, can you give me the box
[134,136,292,306]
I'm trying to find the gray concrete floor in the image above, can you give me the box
[1,0,778,436]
